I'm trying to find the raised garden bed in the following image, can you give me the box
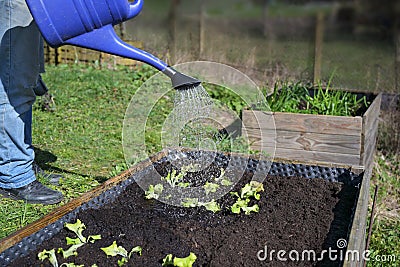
[0,150,365,267]
[242,89,382,170]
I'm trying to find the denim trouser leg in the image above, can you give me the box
[0,0,42,189]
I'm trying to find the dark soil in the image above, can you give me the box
[11,161,358,267]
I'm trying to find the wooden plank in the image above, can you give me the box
[343,164,372,267]
[250,145,361,166]
[244,128,361,155]
[363,124,378,168]
[363,115,378,143]
[362,93,382,134]
[0,150,168,254]
[361,93,381,166]
[242,110,363,136]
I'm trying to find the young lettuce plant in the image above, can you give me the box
[145,183,164,200]
[181,198,221,213]
[198,199,221,213]
[101,241,142,267]
[230,193,259,215]
[240,181,264,200]
[54,219,100,259]
[38,249,58,267]
[162,252,197,267]
[203,182,219,195]
[38,249,91,267]
[214,168,232,186]
[181,198,198,208]
[60,263,89,267]
[64,219,102,245]
[162,169,189,188]
[38,219,101,267]
[230,181,264,215]
[162,164,200,188]
[59,219,101,259]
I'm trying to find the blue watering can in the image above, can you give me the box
[25,0,200,89]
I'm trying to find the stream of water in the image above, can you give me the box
[173,84,214,148]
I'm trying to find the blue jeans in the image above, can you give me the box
[0,0,44,188]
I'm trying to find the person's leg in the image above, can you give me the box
[0,23,39,189]
[0,0,62,204]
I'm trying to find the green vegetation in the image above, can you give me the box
[38,219,141,266]
[162,252,197,267]
[264,78,369,116]
[101,241,142,267]
[230,181,264,215]
[367,152,400,267]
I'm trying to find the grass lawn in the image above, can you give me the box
[0,64,398,266]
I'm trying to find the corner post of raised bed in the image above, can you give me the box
[343,163,373,267]
[360,92,382,170]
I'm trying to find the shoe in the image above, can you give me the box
[0,180,63,205]
[33,162,64,185]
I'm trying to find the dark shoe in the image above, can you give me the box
[33,162,64,185]
[0,180,63,205]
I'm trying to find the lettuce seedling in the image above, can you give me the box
[145,183,164,199]
[101,241,142,266]
[203,182,219,195]
[181,198,221,213]
[240,181,264,200]
[220,178,233,186]
[60,263,84,267]
[198,200,221,213]
[214,168,232,186]
[162,252,197,267]
[38,219,102,267]
[230,182,263,215]
[162,164,200,188]
[180,163,200,173]
[58,244,85,259]
[178,182,190,188]
[230,197,250,214]
[64,219,101,246]
[38,249,58,267]
[181,198,198,208]
[174,252,197,267]
[242,204,259,215]
[230,197,259,215]
[162,254,174,266]
[64,219,87,243]
[162,169,186,187]
[101,241,128,257]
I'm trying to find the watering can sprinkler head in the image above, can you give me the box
[163,67,201,90]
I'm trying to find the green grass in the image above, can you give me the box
[367,109,400,267]
[367,152,400,266]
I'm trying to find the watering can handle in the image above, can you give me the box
[127,0,144,20]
